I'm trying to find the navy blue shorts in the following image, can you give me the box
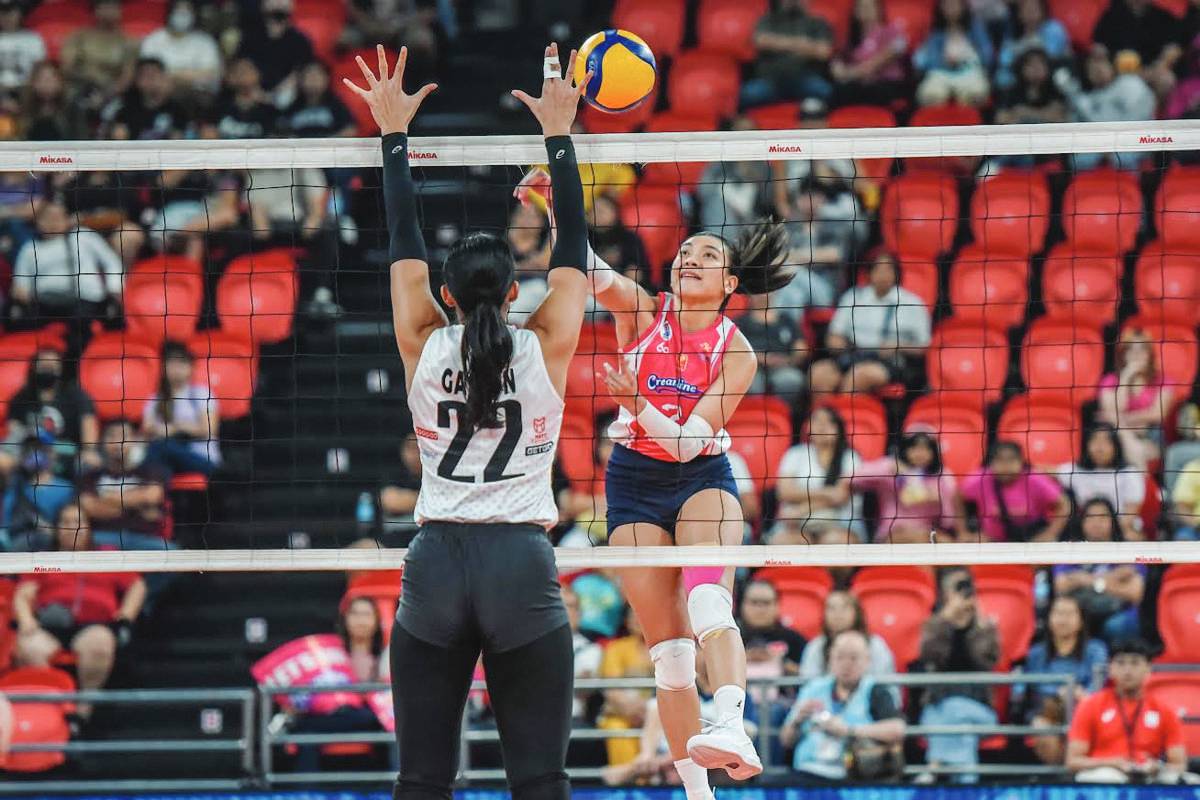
[605,444,739,536]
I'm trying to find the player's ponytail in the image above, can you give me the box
[444,232,517,430]
[727,218,794,296]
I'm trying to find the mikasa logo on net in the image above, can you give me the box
[768,144,803,154]
[38,155,73,165]
[1139,135,1173,144]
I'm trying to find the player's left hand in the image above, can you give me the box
[601,361,640,414]
[342,44,438,135]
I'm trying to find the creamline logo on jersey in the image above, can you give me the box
[645,374,702,396]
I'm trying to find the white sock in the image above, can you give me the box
[713,684,746,725]
[674,757,712,800]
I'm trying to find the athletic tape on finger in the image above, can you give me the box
[543,57,561,79]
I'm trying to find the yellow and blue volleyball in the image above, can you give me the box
[576,29,657,113]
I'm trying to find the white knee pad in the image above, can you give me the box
[687,583,737,645]
[650,638,697,691]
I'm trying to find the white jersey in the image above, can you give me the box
[408,325,563,529]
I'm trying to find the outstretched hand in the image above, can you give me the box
[342,44,437,135]
[511,43,591,138]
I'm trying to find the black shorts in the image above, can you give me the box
[605,444,739,536]
[397,522,568,654]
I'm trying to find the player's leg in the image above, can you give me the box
[610,522,713,800]
[675,487,762,780]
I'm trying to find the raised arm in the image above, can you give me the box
[516,44,593,396]
[343,45,445,385]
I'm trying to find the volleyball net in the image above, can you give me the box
[3,119,1200,574]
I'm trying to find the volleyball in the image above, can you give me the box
[575,29,657,113]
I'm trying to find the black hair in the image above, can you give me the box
[821,590,869,667]
[1070,496,1123,543]
[1079,423,1127,470]
[691,219,794,303]
[136,56,167,73]
[1109,638,1154,661]
[1044,593,1086,659]
[987,439,1025,467]
[900,431,942,475]
[337,597,384,659]
[443,232,516,430]
[935,565,974,607]
[932,0,975,31]
[812,405,851,487]
[155,340,194,426]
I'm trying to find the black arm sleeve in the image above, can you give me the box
[381,132,428,264]
[544,135,587,273]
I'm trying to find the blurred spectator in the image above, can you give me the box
[61,0,138,105]
[1055,45,1155,169]
[588,195,642,281]
[1012,594,1107,764]
[697,119,775,234]
[505,203,549,324]
[563,584,602,723]
[290,597,392,773]
[10,199,124,328]
[597,606,652,768]
[852,431,960,544]
[809,252,931,396]
[1066,639,1188,783]
[245,160,333,307]
[283,62,356,138]
[781,630,905,781]
[1170,456,1200,540]
[0,170,41,256]
[1054,498,1145,643]
[61,171,147,268]
[13,504,146,716]
[773,406,864,545]
[379,432,421,530]
[831,0,909,106]
[957,441,1071,543]
[740,0,834,108]
[80,420,172,551]
[102,57,191,140]
[739,291,807,402]
[727,449,761,532]
[799,590,897,681]
[913,0,994,106]
[140,341,220,476]
[994,0,1070,90]
[570,569,624,640]
[1097,329,1173,470]
[18,61,88,140]
[994,45,1067,125]
[557,422,615,547]
[1092,0,1183,97]
[1166,31,1200,118]
[139,0,222,96]
[0,0,44,93]
[1,432,75,551]
[913,567,1000,784]
[344,0,439,80]
[740,579,807,708]
[204,57,280,140]
[2,346,101,474]
[1058,424,1145,540]
[773,162,867,315]
[236,0,315,101]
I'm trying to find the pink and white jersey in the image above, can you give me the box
[608,293,740,462]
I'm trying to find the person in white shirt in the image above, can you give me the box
[11,200,124,315]
[0,0,44,91]
[810,251,931,396]
[139,0,221,95]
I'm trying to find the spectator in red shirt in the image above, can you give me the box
[1067,639,1189,783]
[11,504,146,718]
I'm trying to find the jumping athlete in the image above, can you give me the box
[344,43,591,800]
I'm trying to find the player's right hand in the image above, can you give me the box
[511,43,591,139]
[342,44,437,136]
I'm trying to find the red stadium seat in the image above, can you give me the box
[972,565,1036,668]
[996,393,1081,468]
[697,0,769,61]
[817,394,887,460]
[580,89,657,134]
[0,333,48,405]
[644,110,720,133]
[1135,241,1200,323]
[1146,672,1200,757]
[726,394,794,492]
[1021,316,1105,404]
[123,269,204,344]
[0,667,74,773]
[333,50,380,135]
[753,566,833,640]
[1049,0,1104,51]
[1155,167,1200,249]
[1062,169,1143,255]
[905,394,987,476]
[558,408,597,488]
[80,333,160,422]
[745,102,800,130]
[948,246,1029,330]
[343,570,403,640]
[130,254,202,277]
[293,11,343,63]
[1157,564,1200,661]
[186,331,256,420]
[898,258,938,311]
[1040,245,1122,328]
[120,0,166,37]
[880,174,958,260]
[970,171,1050,258]
[216,251,298,345]
[0,579,14,672]
[807,0,853,47]
[565,322,620,420]
[666,50,740,120]
[850,566,936,670]
[883,0,933,49]
[927,317,1009,406]
[620,185,685,284]
[612,0,686,58]
[1122,313,1199,391]
[828,105,898,182]
[641,111,721,186]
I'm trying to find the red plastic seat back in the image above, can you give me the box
[807,0,854,47]
[1049,0,1104,50]
[186,331,256,420]
[996,394,1081,468]
[558,408,597,488]
[948,246,1029,329]
[883,0,933,49]
[1135,241,1200,324]
[1146,673,1200,756]
[620,186,685,283]
[816,394,887,460]
[1021,317,1105,404]
[905,394,988,476]
[613,0,686,58]
[881,174,958,260]
[80,334,161,422]
[970,172,1050,258]
[1062,169,1142,255]
[897,258,938,311]
[1157,565,1200,661]
[828,105,898,181]
[972,565,1035,668]
[666,50,741,119]
[697,0,769,60]
[1041,245,1122,328]
[1122,314,1198,391]
[216,251,298,345]
[927,318,1009,405]
[123,271,204,344]
[850,566,936,670]
[753,567,833,640]
[0,667,75,773]
[1156,167,1200,249]
[726,395,794,492]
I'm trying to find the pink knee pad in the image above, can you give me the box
[682,566,725,595]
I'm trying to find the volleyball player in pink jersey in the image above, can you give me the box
[592,224,793,793]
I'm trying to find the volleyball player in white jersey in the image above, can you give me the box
[344,44,590,800]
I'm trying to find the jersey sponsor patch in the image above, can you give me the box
[414,426,439,441]
[645,373,701,395]
[525,441,554,456]
[532,416,548,442]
